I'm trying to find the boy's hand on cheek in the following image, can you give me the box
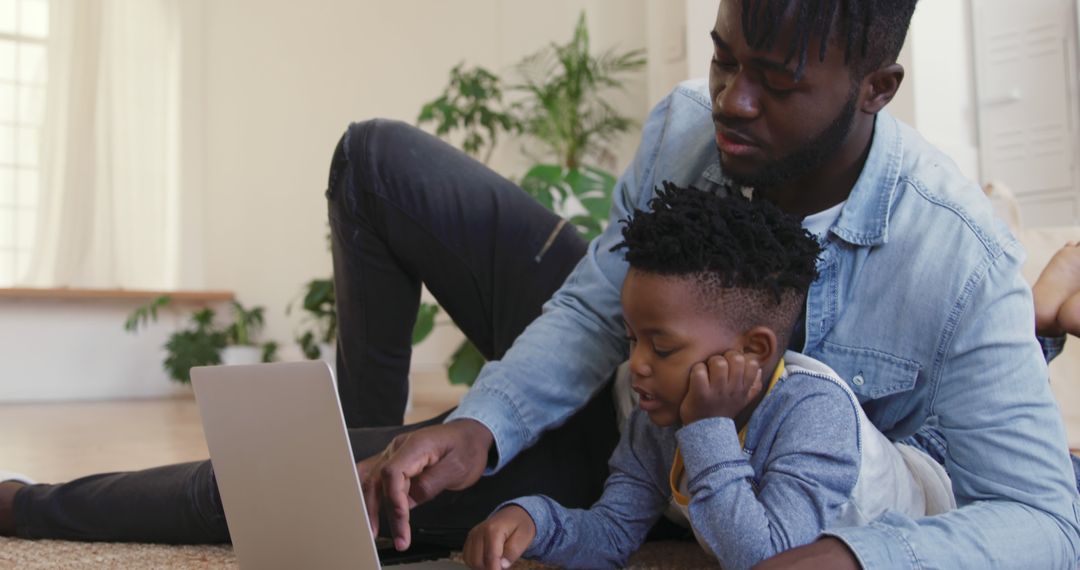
[680,350,763,425]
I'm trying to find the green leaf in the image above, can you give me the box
[123,295,172,333]
[570,214,603,242]
[447,339,486,386]
[577,166,616,222]
[416,63,515,164]
[412,303,440,345]
[261,341,279,363]
[303,279,334,313]
[520,164,566,210]
[163,329,225,383]
[297,330,321,360]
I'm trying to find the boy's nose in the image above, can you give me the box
[629,351,652,378]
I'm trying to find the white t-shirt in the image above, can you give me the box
[802,200,845,239]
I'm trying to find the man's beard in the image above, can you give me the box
[721,91,859,190]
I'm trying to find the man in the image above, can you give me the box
[3,1,1078,568]
[356,1,1080,568]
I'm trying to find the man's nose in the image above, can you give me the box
[714,71,761,121]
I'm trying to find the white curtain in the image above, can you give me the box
[22,0,181,289]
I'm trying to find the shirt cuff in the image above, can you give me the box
[823,517,920,570]
[675,417,744,477]
[1038,334,1067,364]
[446,385,528,474]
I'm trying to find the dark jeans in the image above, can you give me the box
[13,120,620,546]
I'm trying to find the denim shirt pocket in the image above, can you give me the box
[816,341,922,430]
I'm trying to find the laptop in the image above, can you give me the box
[191,361,466,570]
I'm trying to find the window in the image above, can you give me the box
[0,0,47,286]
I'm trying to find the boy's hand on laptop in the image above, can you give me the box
[463,505,536,570]
[357,419,494,551]
[680,350,763,424]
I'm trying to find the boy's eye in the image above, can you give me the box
[653,347,674,358]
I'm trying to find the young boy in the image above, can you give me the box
[462,184,954,570]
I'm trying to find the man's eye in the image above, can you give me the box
[762,73,797,95]
[711,55,737,70]
[653,347,674,358]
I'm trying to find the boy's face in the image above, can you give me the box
[621,269,741,427]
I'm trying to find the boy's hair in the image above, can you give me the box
[741,0,919,79]
[612,182,822,344]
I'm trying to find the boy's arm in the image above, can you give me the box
[677,379,861,570]
[823,242,1080,569]
[501,412,671,569]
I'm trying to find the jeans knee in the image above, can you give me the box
[327,119,422,221]
[189,461,230,542]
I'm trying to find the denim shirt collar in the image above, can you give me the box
[701,110,903,247]
[831,111,903,247]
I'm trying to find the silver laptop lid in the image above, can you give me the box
[191,361,379,570]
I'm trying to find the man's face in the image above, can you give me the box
[709,0,862,189]
[621,269,740,427]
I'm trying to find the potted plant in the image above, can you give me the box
[125,296,277,383]
[221,301,268,365]
[416,11,645,384]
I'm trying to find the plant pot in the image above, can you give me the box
[221,345,263,366]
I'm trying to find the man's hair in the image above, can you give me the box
[612,182,822,343]
[741,0,919,78]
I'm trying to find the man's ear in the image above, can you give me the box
[859,63,904,114]
[742,326,778,364]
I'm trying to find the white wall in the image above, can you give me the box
[646,0,689,107]
[686,0,717,81]
[0,298,208,401]
[193,0,649,372]
[908,0,980,181]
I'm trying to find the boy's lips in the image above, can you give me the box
[632,386,663,412]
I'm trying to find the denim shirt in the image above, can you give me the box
[448,79,1080,568]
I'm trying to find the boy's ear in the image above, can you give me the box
[742,326,778,364]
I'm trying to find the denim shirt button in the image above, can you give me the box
[852,373,865,386]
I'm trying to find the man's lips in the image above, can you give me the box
[715,128,760,157]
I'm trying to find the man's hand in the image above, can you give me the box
[680,350,763,424]
[463,505,537,570]
[752,538,860,570]
[356,419,494,551]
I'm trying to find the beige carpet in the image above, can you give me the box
[0,537,716,569]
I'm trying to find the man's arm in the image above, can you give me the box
[361,90,678,550]
[446,92,676,470]
[823,240,1080,569]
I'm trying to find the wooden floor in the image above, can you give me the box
[0,372,468,483]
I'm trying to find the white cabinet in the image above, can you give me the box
[973,0,1080,226]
